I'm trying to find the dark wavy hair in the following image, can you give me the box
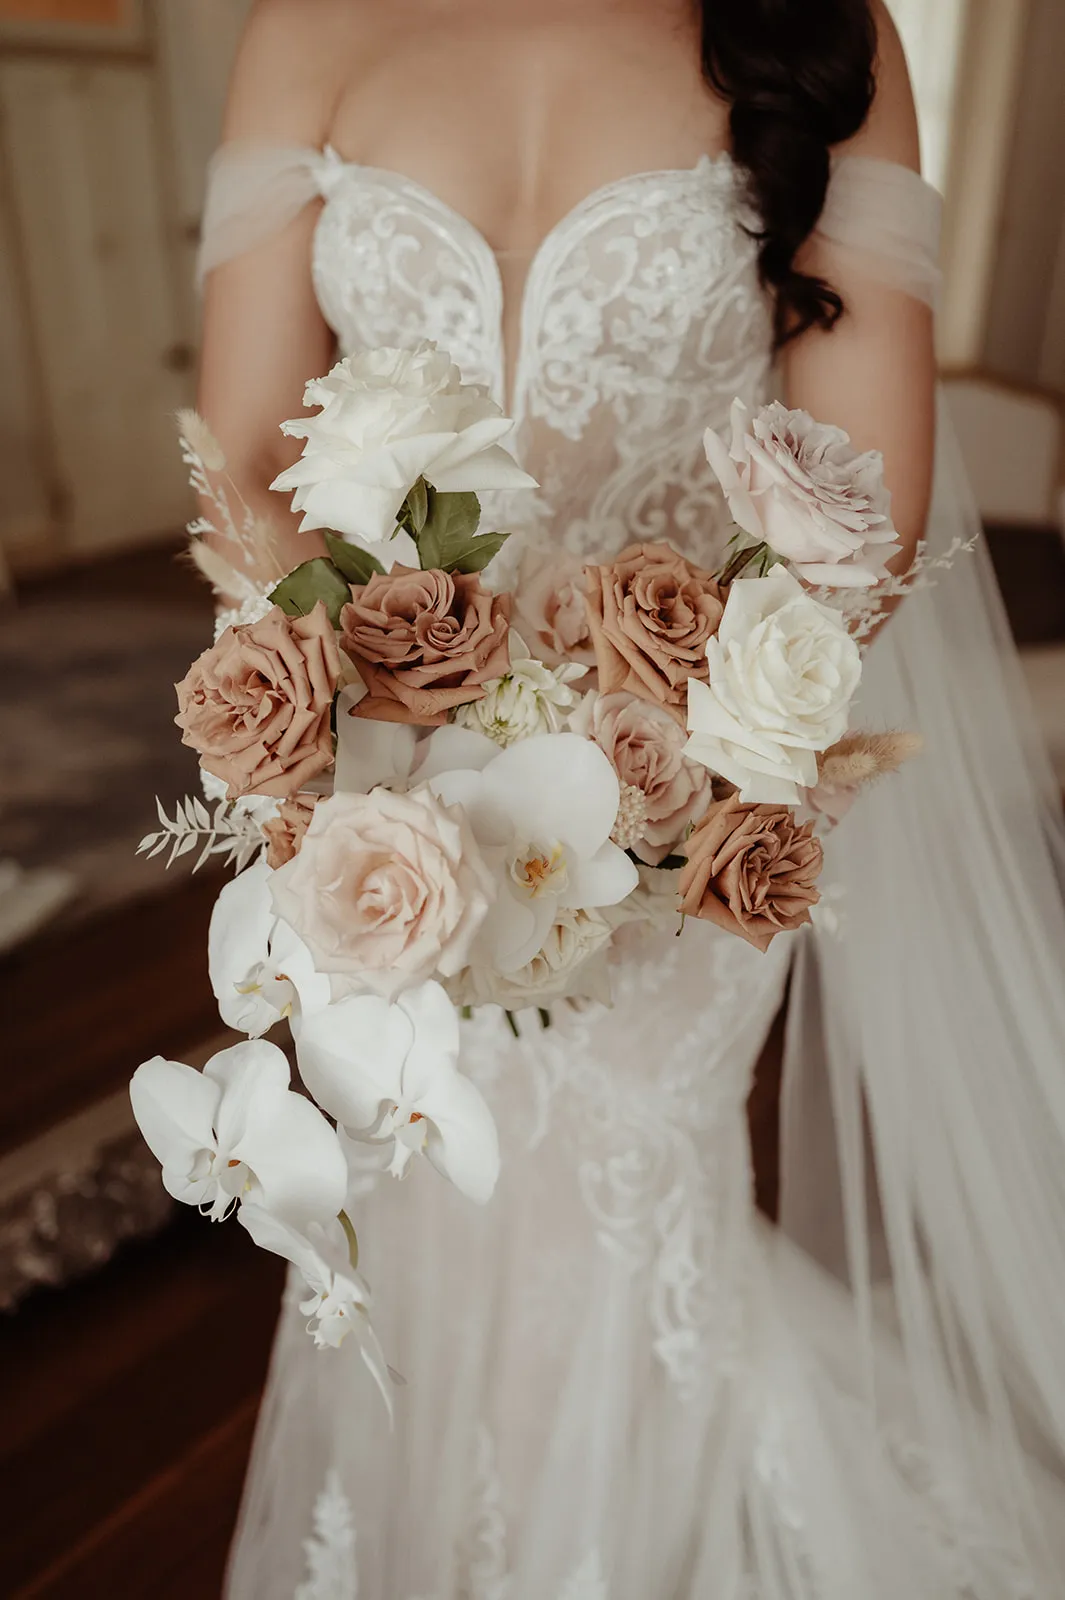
[698,0,878,347]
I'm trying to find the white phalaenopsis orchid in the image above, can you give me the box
[293,981,500,1205]
[270,343,537,549]
[209,860,331,1036]
[333,683,418,795]
[424,728,639,973]
[129,1040,348,1227]
[238,1204,393,1405]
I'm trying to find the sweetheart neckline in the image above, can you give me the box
[317,145,738,265]
[311,147,741,418]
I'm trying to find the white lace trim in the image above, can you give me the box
[296,1469,358,1600]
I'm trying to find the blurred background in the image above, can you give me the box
[0,1,1063,1595]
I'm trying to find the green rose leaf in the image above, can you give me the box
[415,489,481,569]
[323,532,386,586]
[445,531,511,575]
[399,477,430,535]
[415,488,511,574]
[268,557,351,628]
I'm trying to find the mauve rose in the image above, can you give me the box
[704,399,902,588]
[584,543,724,722]
[570,690,713,865]
[269,786,495,1000]
[512,545,597,669]
[679,793,823,953]
[175,603,340,800]
[262,792,319,869]
[340,566,511,725]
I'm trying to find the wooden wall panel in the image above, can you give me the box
[0,163,55,567]
[982,0,1065,395]
[0,55,192,555]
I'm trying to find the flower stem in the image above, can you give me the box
[338,1209,360,1271]
[505,1010,521,1039]
[716,540,769,586]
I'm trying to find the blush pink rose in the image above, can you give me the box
[512,546,597,669]
[570,690,713,865]
[584,543,725,723]
[339,566,510,726]
[175,603,340,800]
[269,786,495,1000]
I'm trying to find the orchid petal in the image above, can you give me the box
[236,1088,349,1229]
[129,1056,218,1205]
[421,1071,501,1205]
[481,734,620,856]
[294,992,414,1132]
[560,840,639,910]
[208,863,280,1037]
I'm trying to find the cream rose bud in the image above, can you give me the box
[270,342,537,547]
[269,786,496,1001]
[684,565,862,806]
[704,399,902,589]
[448,906,615,1012]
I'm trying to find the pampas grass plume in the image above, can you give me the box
[177,408,227,474]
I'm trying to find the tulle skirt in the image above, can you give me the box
[224,918,1065,1599]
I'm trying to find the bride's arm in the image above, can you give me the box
[197,0,351,578]
[782,3,937,617]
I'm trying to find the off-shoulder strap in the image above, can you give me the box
[814,155,943,307]
[197,140,341,284]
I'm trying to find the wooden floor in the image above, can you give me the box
[0,1212,284,1599]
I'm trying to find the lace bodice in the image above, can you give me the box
[202,141,942,579]
[308,149,770,576]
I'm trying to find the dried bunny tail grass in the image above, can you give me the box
[818,731,924,790]
[176,409,227,474]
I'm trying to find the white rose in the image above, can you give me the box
[271,343,537,548]
[684,565,861,805]
[449,905,615,1011]
[452,632,587,748]
[704,399,901,589]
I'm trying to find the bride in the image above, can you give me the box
[196,1,1065,1594]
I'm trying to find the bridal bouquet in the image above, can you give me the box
[130,344,921,1386]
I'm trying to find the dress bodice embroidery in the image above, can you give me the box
[309,149,773,579]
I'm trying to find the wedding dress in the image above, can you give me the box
[200,142,1065,1598]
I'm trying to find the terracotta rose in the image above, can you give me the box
[584,542,724,722]
[262,792,320,869]
[340,566,511,725]
[679,792,823,953]
[175,602,340,800]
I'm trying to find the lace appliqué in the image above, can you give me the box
[309,154,773,581]
[296,1469,358,1600]
[460,926,790,1395]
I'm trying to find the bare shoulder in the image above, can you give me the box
[222,0,370,144]
[843,0,922,174]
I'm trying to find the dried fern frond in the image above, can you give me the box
[137,794,265,873]
[818,731,924,790]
